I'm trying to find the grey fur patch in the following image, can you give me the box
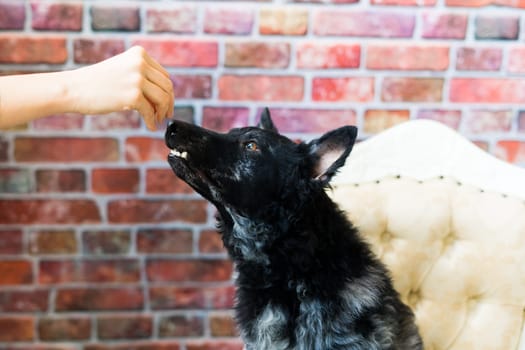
[248,304,290,350]
[227,208,271,264]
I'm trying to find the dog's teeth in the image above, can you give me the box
[170,148,188,159]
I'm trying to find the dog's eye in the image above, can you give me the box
[244,141,259,152]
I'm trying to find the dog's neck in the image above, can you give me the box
[218,206,279,265]
[216,190,348,266]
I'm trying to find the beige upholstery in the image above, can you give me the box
[329,121,525,350]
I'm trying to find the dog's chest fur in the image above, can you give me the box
[241,279,391,350]
[249,299,364,350]
[223,209,402,350]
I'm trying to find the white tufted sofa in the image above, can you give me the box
[329,120,525,350]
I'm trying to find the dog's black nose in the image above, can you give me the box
[165,122,178,148]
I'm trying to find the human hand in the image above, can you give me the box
[68,46,174,130]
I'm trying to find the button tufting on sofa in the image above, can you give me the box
[329,120,525,350]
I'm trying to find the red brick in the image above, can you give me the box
[495,141,525,163]
[146,259,233,283]
[91,5,140,31]
[28,230,77,255]
[382,78,443,102]
[0,137,8,162]
[0,199,101,224]
[97,315,152,339]
[125,137,166,162]
[219,75,304,101]
[456,47,502,71]
[446,0,490,5]
[0,230,23,255]
[55,287,144,311]
[150,287,202,310]
[36,169,86,193]
[108,199,208,224]
[0,345,77,350]
[171,75,212,99]
[0,317,34,341]
[495,0,525,6]
[199,230,226,254]
[0,1,25,29]
[31,1,83,31]
[85,342,182,350]
[186,340,244,350]
[371,0,436,4]
[205,7,254,35]
[0,260,33,285]
[145,168,193,194]
[422,13,468,39]
[297,43,360,69]
[464,110,512,134]
[137,229,193,254]
[259,108,357,133]
[450,78,525,103]
[225,42,290,69]
[92,168,139,194]
[367,45,449,71]
[39,259,140,284]
[0,35,67,64]
[210,313,238,337]
[259,8,308,36]
[211,285,236,309]
[146,5,197,33]
[0,289,49,312]
[159,315,204,337]
[202,107,250,132]
[0,168,31,193]
[416,110,462,130]
[312,77,374,102]
[132,38,218,67]
[508,47,525,73]
[314,11,415,38]
[32,113,84,130]
[73,38,126,64]
[364,110,411,133]
[294,0,358,2]
[15,137,119,162]
[150,285,235,310]
[475,16,519,40]
[173,106,195,124]
[82,230,131,255]
[519,111,525,132]
[448,0,525,6]
[38,317,91,341]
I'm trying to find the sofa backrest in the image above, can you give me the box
[329,120,525,350]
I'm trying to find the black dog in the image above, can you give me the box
[165,109,423,350]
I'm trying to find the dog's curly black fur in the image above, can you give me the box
[165,108,423,350]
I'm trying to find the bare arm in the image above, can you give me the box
[0,46,174,131]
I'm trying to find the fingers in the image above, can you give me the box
[135,94,157,131]
[143,79,170,125]
[142,49,170,79]
[144,65,174,119]
[126,46,175,129]
[139,48,175,123]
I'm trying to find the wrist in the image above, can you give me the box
[58,69,82,114]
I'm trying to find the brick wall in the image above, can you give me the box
[1,0,525,348]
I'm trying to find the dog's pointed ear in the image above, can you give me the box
[308,126,358,184]
[257,107,278,133]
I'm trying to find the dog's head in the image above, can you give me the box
[165,108,357,222]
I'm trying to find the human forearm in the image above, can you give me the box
[0,46,174,130]
[0,71,77,129]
